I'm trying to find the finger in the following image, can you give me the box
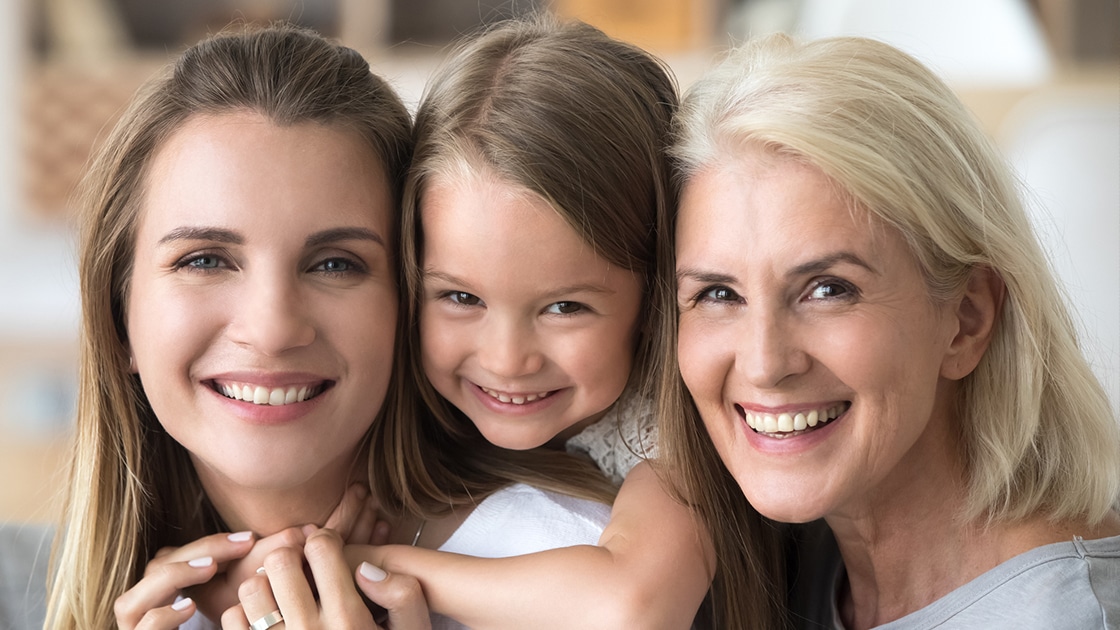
[261,545,318,626]
[220,603,251,630]
[370,520,392,547]
[356,563,432,630]
[131,597,197,630]
[115,556,219,628]
[348,497,379,544]
[236,574,283,630]
[324,483,369,539]
[303,529,371,622]
[190,527,307,622]
[145,531,256,576]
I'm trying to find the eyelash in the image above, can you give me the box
[687,278,860,306]
[172,252,368,277]
[173,251,229,274]
[805,278,859,301]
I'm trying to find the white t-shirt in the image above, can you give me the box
[431,483,611,629]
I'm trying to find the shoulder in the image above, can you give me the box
[566,394,659,485]
[438,483,611,558]
[885,534,1120,629]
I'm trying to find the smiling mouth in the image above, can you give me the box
[210,380,332,406]
[736,401,851,438]
[479,386,556,406]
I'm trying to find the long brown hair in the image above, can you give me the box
[47,23,411,629]
[371,15,676,515]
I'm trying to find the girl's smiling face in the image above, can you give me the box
[675,150,963,524]
[419,169,643,450]
[127,112,397,496]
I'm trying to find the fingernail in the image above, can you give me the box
[188,557,213,568]
[228,531,252,542]
[172,597,193,611]
[302,524,318,537]
[359,562,387,582]
[256,566,266,574]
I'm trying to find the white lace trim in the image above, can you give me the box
[565,394,658,485]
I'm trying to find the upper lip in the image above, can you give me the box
[201,371,335,388]
[735,401,848,414]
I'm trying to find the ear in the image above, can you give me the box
[941,266,1004,380]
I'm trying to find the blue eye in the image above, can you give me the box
[176,253,227,272]
[312,256,367,276]
[545,301,583,315]
[189,256,220,269]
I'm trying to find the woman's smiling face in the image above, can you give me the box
[126,112,397,494]
[675,150,963,523]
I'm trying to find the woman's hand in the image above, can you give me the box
[191,483,384,620]
[222,527,431,629]
[113,530,256,630]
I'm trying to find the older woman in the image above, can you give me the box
[658,34,1120,629]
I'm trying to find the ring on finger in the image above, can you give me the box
[249,610,284,630]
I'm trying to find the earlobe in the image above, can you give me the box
[941,266,1004,380]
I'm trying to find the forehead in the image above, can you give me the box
[676,150,902,264]
[137,112,392,237]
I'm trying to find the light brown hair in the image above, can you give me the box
[47,23,411,629]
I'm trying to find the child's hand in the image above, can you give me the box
[222,528,431,629]
[113,530,255,629]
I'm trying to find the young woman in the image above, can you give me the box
[45,23,418,629]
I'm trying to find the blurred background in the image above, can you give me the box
[0,0,1116,525]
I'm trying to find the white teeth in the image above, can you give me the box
[482,387,550,406]
[745,403,849,435]
[216,381,321,406]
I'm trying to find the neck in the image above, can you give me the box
[825,393,1115,629]
[195,444,369,536]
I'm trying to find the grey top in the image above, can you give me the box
[790,523,1120,629]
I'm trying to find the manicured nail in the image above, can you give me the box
[228,531,252,542]
[172,597,193,611]
[359,562,387,582]
[188,557,213,568]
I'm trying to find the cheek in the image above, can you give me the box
[677,317,723,402]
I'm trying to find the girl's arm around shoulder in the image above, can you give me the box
[349,461,715,630]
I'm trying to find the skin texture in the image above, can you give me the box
[127,112,397,534]
[118,111,409,628]
[674,148,1120,628]
[419,170,643,450]
[337,168,714,629]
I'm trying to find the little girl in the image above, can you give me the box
[356,16,783,630]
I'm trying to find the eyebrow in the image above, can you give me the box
[676,252,876,284]
[157,226,384,248]
[423,269,614,297]
[788,252,877,278]
[304,227,385,249]
[676,268,736,285]
[158,226,242,245]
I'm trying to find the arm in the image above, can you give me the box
[351,461,715,630]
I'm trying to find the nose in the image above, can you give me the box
[475,315,544,380]
[737,306,810,389]
[227,269,316,355]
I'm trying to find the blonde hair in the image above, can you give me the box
[47,23,411,629]
[662,35,1119,613]
[371,15,675,513]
